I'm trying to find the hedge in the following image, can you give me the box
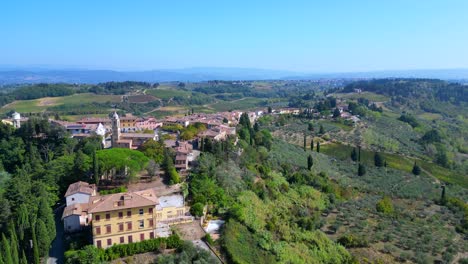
[65,234,183,263]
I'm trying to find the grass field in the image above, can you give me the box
[209,97,265,112]
[146,88,191,99]
[0,93,121,114]
[418,112,443,121]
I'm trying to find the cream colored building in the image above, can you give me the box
[62,184,193,249]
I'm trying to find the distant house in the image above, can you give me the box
[62,203,90,233]
[62,181,97,233]
[65,181,97,206]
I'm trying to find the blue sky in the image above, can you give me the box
[1,0,468,72]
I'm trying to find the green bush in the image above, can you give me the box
[337,234,369,248]
[190,202,204,217]
[169,168,181,185]
[376,196,395,215]
[99,186,127,195]
[203,233,214,246]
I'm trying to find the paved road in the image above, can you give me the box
[47,205,65,264]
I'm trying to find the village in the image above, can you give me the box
[0,101,363,256]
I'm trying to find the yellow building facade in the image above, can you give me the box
[87,190,192,249]
[91,205,156,248]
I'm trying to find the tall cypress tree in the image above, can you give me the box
[36,220,50,258]
[351,148,358,161]
[37,197,56,244]
[1,234,13,264]
[93,150,99,185]
[358,163,366,176]
[374,152,384,167]
[412,162,421,175]
[31,225,39,264]
[307,155,313,171]
[20,250,27,264]
[16,204,30,245]
[310,138,314,151]
[316,142,320,153]
[8,223,19,264]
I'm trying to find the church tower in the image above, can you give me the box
[12,112,21,129]
[111,111,121,147]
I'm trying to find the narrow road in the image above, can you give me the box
[48,205,65,264]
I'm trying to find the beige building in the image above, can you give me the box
[62,182,192,249]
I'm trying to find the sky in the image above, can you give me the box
[1,0,468,72]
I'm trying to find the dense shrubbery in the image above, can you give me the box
[337,234,369,248]
[65,234,183,263]
[398,114,420,128]
[99,186,127,195]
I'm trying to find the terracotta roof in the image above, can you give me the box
[65,181,96,197]
[88,189,158,213]
[121,133,155,138]
[62,203,89,219]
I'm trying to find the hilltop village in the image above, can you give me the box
[0,104,365,252]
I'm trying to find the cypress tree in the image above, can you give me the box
[253,122,259,132]
[93,150,99,185]
[37,197,56,243]
[16,204,30,243]
[310,138,314,151]
[412,162,421,175]
[36,219,50,257]
[358,163,366,176]
[440,185,447,205]
[20,250,27,264]
[8,223,19,264]
[31,225,39,264]
[1,234,13,264]
[307,155,313,171]
[351,148,358,161]
[374,152,384,167]
[319,125,325,134]
[316,142,320,153]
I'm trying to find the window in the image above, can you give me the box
[71,197,75,201]
[148,219,154,227]
[127,222,132,230]
[120,236,124,244]
[106,225,111,234]
[156,213,162,219]
[107,239,112,246]
[178,210,184,216]
[127,211,131,217]
[118,212,123,219]
[96,240,102,248]
[140,233,144,241]
[148,208,153,214]
[105,213,110,220]
[118,223,124,232]
[150,232,154,239]
[139,220,144,228]
[128,235,133,243]
[139,209,144,215]
[95,226,101,235]
[95,215,100,221]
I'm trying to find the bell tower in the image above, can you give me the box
[111,111,121,147]
[12,112,21,129]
